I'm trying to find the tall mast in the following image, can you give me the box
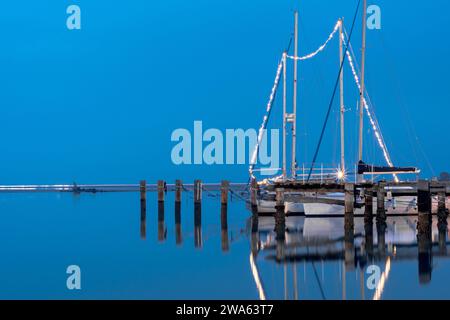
[282,52,287,180]
[292,11,298,179]
[339,18,345,176]
[357,0,367,181]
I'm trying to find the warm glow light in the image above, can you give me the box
[336,168,346,181]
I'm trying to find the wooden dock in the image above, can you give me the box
[261,180,450,212]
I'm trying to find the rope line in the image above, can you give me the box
[306,0,362,182]
[342,29,399,182]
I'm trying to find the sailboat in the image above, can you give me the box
[249,2,427,216]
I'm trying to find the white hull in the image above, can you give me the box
[257,199,304,214]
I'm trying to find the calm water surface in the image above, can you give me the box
[0,192,448,299]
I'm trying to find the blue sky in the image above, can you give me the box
[0,0,448,184]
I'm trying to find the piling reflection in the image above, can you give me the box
[376,220,387,259]
[221,204,229,252]
[417,212,432,284]
[364,217,374,261]
[249,212,450,300]
[194,202,202,248]
[136,194,449,299]
[344,213,355,270]
[158,202,166,242]
[175,202,182,245]
[274,205,286,261]
[140,181,147,240]
[140,198,146,240]
[250,206,259,257]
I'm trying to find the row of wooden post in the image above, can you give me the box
[268,180,447,228]
[139,179,231,251]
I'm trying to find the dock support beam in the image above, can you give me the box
[194,180,202,204]
[438,190,446,213]
[250,178,258,208]
[376,182,386,222]
[157,180,166,242]
[344,183,354,214]
[175,180,182,203]
[275,188,285,210]
[364,188,373,219]
[417,180,431,213]
[344,183,354,235]
[221,180,229,206]
[220,180,229,252]
[140,180,146,239]
[175,180,182,245]
[157,180,165,203]
[194,180,202,248]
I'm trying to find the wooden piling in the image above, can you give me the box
[250,178,258,207]
[221,180,229,205]
[194,180,202,204]
[438,190,446,213]
[376,182,386,221]
[194,181,202,248]
[275,188,285,209]
[140,180,146,239]
[364,188,373,218]
[140,180,147,202]
[344,184,355,235]
[417,180,431,213]
[175,180,182,203]
[344,183,354,214]
[157,180,165,203]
